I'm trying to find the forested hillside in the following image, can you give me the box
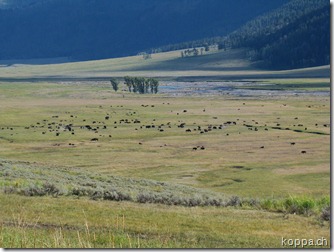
[150,0,329,70]
[0,0,287,61]
[224,0,329,69]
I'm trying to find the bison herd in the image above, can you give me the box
[0,102,329,155]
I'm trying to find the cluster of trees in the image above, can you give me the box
[124,76,159,94]
[138,52,152,60]
[180,45,222,58]
[110,77,159,94]
[181,48,204,58]
[142,53,152,60]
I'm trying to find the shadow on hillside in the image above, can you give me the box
[128,49,256,72]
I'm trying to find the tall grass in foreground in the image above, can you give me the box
[0,196,329,248]
[0,225,141,248]
[0,215,177,248]
[0,193,330,248]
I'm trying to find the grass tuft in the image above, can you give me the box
[259,195,330,219]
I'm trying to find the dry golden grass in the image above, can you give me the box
[0,194,330,248]
[0,81,330,199]
[0,67,330,248]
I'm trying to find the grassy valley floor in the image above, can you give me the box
[0,78,330,248]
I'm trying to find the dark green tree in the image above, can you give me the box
[145,79,150,93]
[124,76,132,92]
[123,76,159,94]
[151,78,159,94]
[110,78,119,92]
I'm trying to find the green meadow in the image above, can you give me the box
[0,49,330,248]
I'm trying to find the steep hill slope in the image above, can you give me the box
[0,0,287,61]
[224,0,329,69]
[150,0,329,70]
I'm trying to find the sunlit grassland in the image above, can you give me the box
[0,49,329,80]
[0,77,330,248]
[0,81,330,198]
[0,194,330,248]
[242,78,330,91]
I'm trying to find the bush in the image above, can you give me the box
[170,195,184,206]
[187,196,203,207]
[203,197,223,207]
[42,182,60,197]
[137,192,156,204]
[226,196,241,207]
[245,198,260,208]
[71,187,93,197]
[283,197,315,216]
[3,186,17,194]
[23,185,47,197]
[90,190,104,200]
[320,206,330,221]
[103,189,132,201]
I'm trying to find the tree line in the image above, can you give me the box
[110,77,159,94]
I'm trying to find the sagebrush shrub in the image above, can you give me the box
[204,197,223,207]
[71,187,93,197]
[90,190,104,200]
[247,198,260,207]
[137,192,156,203]
[227,196,241,207]
[3,186,17,194]
[103,190,132,201]
[320,206,330,221]
[42,182,60,196]
[23,185,46,196]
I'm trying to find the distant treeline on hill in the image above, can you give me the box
[149,0,329,70]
